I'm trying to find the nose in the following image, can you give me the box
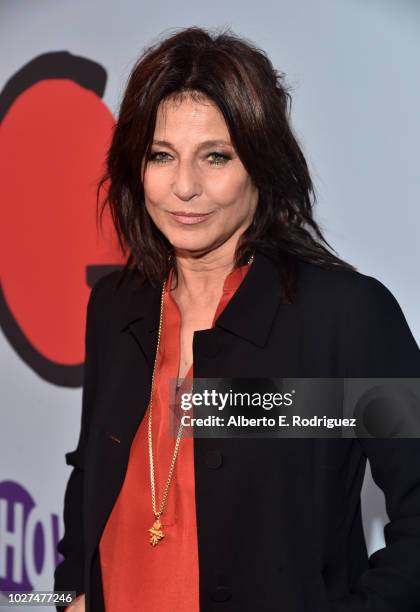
[172,159,202,201]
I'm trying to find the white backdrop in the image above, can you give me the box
[1,0,419,608]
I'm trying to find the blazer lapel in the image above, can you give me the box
[119,274,161,369]
[214,249,284,347]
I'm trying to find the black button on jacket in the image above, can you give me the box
[54,250,420,612]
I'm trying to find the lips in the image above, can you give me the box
[168,210,213,225]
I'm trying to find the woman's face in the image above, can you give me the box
[142,93,258,259]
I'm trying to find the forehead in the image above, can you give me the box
[154,93,229,138]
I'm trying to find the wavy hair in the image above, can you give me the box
[97,25,355,303]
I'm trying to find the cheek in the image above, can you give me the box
[206,170,253,208]
[143,169,168,205]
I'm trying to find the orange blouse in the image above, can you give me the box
[97,263,251,611]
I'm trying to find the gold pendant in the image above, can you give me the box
[149,518,165,546]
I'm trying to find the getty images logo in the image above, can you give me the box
[0,481,62,591]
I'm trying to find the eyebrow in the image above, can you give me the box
[152,139,233,149]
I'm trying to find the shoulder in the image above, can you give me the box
[296,260,420,375]
[85,267,148,334]
[296,259,403,319]
[91,267,144,299]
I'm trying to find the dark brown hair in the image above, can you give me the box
[97,25,355,303]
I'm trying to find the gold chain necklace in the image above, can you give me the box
[147,252,255,546]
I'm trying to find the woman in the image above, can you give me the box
[54,26,420,612]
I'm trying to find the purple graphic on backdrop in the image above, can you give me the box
[0,481,62,592]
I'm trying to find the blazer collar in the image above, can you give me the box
[119,249,284,351]
[216,250,283,347]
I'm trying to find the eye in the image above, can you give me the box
[147,150,231,166]
[208,152,231,166]
[148,151,172,164]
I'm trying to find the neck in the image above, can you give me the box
[170,244,238,304]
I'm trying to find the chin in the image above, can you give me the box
[160,226,213,249]
[169,242,216,256]
[164,235,218,255]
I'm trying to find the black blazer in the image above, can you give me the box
[54,250,420,612]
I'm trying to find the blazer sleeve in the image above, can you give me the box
[53,279,101,609]
[332,275,420,612]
